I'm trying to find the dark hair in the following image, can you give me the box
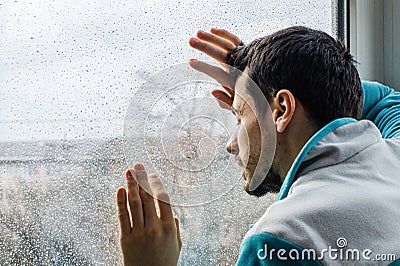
[230,26,363,127]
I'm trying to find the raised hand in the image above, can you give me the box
[116,163,182,266]
[189,28,243,109]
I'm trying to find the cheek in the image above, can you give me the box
[248,118,262,147]
[245,119,262,159]
[237,125,249,156]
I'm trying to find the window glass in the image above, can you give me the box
[0,0,332,264]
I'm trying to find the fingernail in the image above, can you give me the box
[149,173,158,179]
[117,188,126,201]
[189,38,198,46]
[189,58,199,67]
[134,163,144,170]
[127,170,133,179]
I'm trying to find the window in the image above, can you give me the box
[0,0,333,264]
[349,0,400,89]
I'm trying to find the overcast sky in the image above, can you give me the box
[0,0,332,142]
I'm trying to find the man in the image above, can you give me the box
[116,27,400,265]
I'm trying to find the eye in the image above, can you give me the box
[236,117,241,125]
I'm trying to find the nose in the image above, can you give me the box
[226,136,239,155]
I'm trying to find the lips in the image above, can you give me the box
[235,157,244,167]
[234,157,247,180]
[234,158,245,180]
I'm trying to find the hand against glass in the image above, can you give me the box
[189,28,243,109]
[116,163,182,266]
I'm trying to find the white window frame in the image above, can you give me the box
[349,0,400,89]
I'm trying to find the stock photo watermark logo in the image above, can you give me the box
[123,62,276,206]
[257,237,396,262]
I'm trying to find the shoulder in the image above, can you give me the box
[237,231,322,266]
[244,148,400,263]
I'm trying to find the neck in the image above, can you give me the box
[275,115,319,182]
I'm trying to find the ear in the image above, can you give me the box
[272,89,296,133]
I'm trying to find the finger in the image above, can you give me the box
[126,169,144,228]
[174,217,182,251]
[189,37,228,63]
[116,187,131,235]
[133,163,157,227]
[221,85,234,97]
[210,28,243,46]
[189,59,235,89]
[148,173,173,222]
[211,89,234,109]
[196,30,236,51]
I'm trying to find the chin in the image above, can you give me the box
[242,167,282,197]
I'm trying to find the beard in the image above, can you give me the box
[243,164,282,197]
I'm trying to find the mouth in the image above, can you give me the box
[234,158,246,180]
[235,157,244,167]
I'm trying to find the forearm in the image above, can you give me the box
[361,81,400,138]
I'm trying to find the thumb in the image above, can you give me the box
[211,89,233,109]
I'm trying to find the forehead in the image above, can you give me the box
[232,69,251,112]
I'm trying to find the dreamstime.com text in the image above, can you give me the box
[256,237,396,262]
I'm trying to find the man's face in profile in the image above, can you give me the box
[226,71,282,197]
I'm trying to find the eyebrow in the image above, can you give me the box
[231,107,237,115]
[231,98,246,116]
[231,103,245,116]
